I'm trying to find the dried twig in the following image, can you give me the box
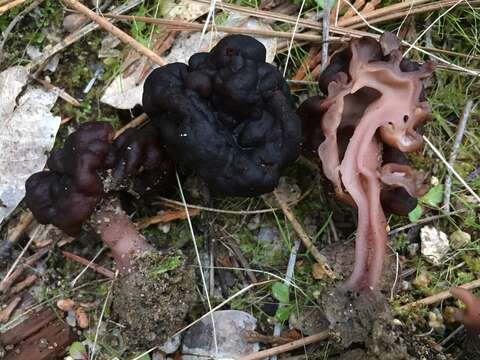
[104,14,325,43]
[10,274,37,295]
[220,229,258,284]
[0,248,49,293]
[443,100,474,212]
[388,209,467,236]
[61,250,114,279]
[0,0,27,14]
[63,0,166,66]
[135,208,201,229]
[238,331,330,360]
[245,330,297,345]
[0,297,22,323]
[273,191,334,278]
[400,278,480,310]
[31,76,81,107]
[114,113,148,139]
[0,211,34,263]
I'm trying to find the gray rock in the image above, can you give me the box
[182,310,259,359]
[420,226,449,265]
[159,334,181,354]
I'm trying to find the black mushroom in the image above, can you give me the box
[25,121,194,349]
[143,34,302,197]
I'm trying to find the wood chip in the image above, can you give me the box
[10,274,37,295]
[0,296,22,323]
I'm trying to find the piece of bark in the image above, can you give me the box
[1,309,75,360]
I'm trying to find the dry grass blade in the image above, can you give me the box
[104,14,325,42]
[62,0,166,66]
[338,0,457,27]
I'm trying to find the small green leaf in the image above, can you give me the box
[421,185,444,207]
[69,342,87,360]
[272,282,290,304]
[149,255,182,279]
[275,304,293,322]
[408,204,423,223]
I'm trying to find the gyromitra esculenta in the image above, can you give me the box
[298,32,434,291]
[143,34,302,197]
[25,121,193,349]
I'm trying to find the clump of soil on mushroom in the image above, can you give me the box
[319,242,448,360]
[321,287,447,360]
[112,250,196,350]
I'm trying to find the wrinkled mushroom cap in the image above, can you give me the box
[26,122,114,235]
[143,34,302,197]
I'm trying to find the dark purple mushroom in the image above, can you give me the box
[142,34,302,197]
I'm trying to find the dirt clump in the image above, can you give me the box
[320,287,449,360]
[112,250,196,350]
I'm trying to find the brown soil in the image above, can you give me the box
[112,250,196,351]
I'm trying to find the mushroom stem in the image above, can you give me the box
[91,199,151,274]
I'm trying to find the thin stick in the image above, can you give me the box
[114,113,148,139]
[321,0,330,72]
[238,331,330,360]
[10,274,37,295]
[135,208,201,229]
[400,278,480,310]
[32,76,81,107]
[6,211,34,246]
[156,197,289,215]
[70,247,107,287]
[0,248,49,293]
[62,0,166,66]
[104,14,325,43]
[388,209,467,236]
[62,250,114,279]
[273,191,334,278]
[0,0,27,13]
[423,135,480,204]
[0,297,22,323]
[443,100,474,212]
[1,235,35,285]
